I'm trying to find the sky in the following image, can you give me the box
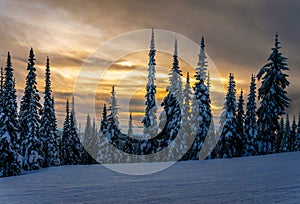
[0,0,299,132]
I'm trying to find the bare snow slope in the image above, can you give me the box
[1,152,300,204]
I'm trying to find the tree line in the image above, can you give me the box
[0,31,299,178]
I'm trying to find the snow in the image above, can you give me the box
[1,152,300,203]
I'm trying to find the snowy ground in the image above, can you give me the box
[1,152,300,204]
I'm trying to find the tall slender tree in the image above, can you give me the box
[243,75,258,156]
[281,113,291,152]
[236,89,244,156]
[295,113,300,151]
[188,37,212,160]
[290,116,297,152]
[0,66,4,110]
[257,33,290,154]
[275,118,284,153]
[128,113,133,137]
[0,52,22,177]
[62,99,81,165]
[20,48,43,171]
[217,73,239,158]
[39,57,60,167]
[142,29,158,139]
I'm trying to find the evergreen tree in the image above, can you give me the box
[100,104,108,134]
[290,116,297,152]
[0,52,22,177]
[128,113,133,137]
[62,99,81,165]
[51,96,61,161]
[179,72,192,160]
[39,57,60,167]
[217,73,239,158]
[295,113,300,151]
[83,114,97,164]
[257,33,290,154]
[20,48,43,171]
[188,37,212,160]
[0,66,4,110]
[275,118,284,153]
[281,113,290,152]
[243,75,258,156]
[142,29,158,139]
[160,39,183,160]
[236,89,244,156]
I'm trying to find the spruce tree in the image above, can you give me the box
[188,37,212,160]
[128,113,133,137]
[39,57,60,167]
[295,113,300,151]
[106,86,121,146]
[0,52,22,177]
[281,113,290,152]
[142,29,158,139]
[257,33,290,154]
[290,116,297,152]
[217,73,239,158]
[160,39,182,160]
[275,118,284,153]
[20,48,43,171]
[236,89,244,156]
[0,66,4,110]
[83,114,97,164]
[243,75,258,156]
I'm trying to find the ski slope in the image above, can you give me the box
[1,152,300,204]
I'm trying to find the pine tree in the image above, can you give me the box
[180,72,192,160]
[217,73,239,158]
[39,57,60,167]
[160,39,183,160]
[290,116,297,152]
[20,48,43,171]
[281,113,290,152]
[295,113,300,151]
[257,33,290,154]
[188,37,212,160]
[83,114,97,164]
[0,66,4,110]
[51,96,61,161]
[128,113,133,137]
[61,99,82,165]
[142,29,158,139]
[243,75,258,156]
[0,52,22,177]
[100,104,108,134]
[236,89,244,156]
[275,118,284,153]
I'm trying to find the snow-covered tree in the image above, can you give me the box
[159,39,183,160]
[290,116,297,152]
[128,113,133,137]
[243,75,258,156]
[295,113,300,151]
[83,114,98,164]
[257,33,290,154]
[142,29,158,139]
[180,72,192,160]
[106,86,121,147]
[20,48,43,171]
[281,113,290,152]
[275,118,284,153]
[236,89,245,156]
[0,52,22,177]
[188,37,212,160]
[39,57,60,167]
[61,99,81,165]
[0,66,4,110]
[217,73,240,158]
